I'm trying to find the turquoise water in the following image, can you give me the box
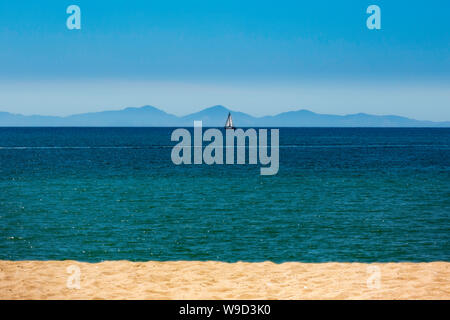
[0,127,449,262]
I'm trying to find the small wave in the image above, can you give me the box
[0,146,174,150]
[0,144,448,150]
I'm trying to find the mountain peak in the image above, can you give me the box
[292,109,315,114]
[123,105,161,112]
[202,105,229,112]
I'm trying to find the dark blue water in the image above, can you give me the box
[0,127,449,262]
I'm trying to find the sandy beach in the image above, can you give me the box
[0,260,448,299]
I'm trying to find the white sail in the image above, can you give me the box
[225,113,234,128]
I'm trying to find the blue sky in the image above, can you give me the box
[0,0,449,120]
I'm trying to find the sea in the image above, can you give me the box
[0,127,449,262]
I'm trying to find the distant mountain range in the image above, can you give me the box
[1,105,449,127]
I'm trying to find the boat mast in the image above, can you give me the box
[225,112,234,129]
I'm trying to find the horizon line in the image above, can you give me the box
[1,104,450,123]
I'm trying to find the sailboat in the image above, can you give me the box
[224,112,235,129]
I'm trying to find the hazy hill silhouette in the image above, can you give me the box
[1,105,449,127]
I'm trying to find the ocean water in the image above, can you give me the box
[0,127,449,262]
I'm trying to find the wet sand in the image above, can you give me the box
[0,260,448,299]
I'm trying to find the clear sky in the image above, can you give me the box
[0,0,449,120]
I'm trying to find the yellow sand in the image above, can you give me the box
[0,261,448,299]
